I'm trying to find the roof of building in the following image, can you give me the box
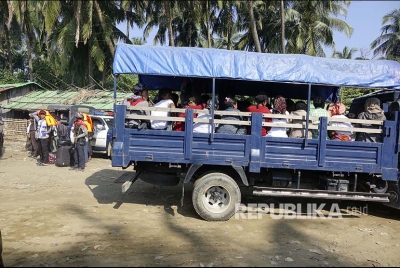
[3,89,133,111]
[0,82,46,93]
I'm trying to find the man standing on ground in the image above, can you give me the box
[27,114,39,158]
[30,110,50,166]
[70,112,88,172]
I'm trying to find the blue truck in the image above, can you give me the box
[111,43,400,221]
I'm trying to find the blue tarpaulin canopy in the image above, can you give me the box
[113,43,400,100]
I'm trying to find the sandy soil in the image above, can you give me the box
[0,140,400,267]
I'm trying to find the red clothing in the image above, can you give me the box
[247,105,272,136]
[129,98,145,106]
[173,104,203,131]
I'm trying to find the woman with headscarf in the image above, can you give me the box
[328,102,353,141]
[216,97,247,135]
[246,92,272,136]
[355,98,386,142]
[266,96,288,138]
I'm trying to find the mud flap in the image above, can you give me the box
[121,170,142,195]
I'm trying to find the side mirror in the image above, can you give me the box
[96,124,105,130]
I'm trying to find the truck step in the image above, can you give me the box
[252,187,389,202]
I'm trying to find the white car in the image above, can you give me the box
[69,115,114,156]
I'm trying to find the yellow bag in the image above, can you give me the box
[38,110,58,127]
[82,113,93,133]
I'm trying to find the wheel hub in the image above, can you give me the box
[202,186,231,213]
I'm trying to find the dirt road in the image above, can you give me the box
[0,141,400,267]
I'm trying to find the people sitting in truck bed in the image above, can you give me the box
[266,96,288,138]
[328,102,353,141]
[216,97,247,135]
[355,97,386,143]
[172,92,180,108]
[246,92,272,136]
[286,98,295,114]
[193,99,219,133]
[173,96,203,131]
[288,101,312,139]
[151,87,176,130]
[310,96,330,139]
[123,83,150,129]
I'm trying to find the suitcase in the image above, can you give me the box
[55,146,70,167]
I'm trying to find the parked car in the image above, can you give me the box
[69,114,114,156]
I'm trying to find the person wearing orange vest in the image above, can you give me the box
[123,83,150,129]
[70,112,88,171]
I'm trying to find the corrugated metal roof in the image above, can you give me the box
[0,82,46,93]
[3,90,132,111]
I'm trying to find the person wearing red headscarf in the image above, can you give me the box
[328,102,353,141]
[266,96,288,138]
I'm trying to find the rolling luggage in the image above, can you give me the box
[55,146,70,167]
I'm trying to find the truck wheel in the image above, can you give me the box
[192,172,241,221]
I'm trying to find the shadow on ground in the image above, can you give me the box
[85,168,200,220]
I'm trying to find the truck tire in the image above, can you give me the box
[192,172,241,221]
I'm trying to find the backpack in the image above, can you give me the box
[82,113,93,133]
[37,110,58,127]
[57,123,68,138]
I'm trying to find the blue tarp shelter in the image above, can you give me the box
[113,43,400,100]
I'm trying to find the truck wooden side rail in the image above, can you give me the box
[112,104,399,220]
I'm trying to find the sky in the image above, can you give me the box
[118,1,400,59]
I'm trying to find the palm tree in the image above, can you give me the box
[236,0,287,53]
[332,46,358,59]
[247,0,261,52]
[212,0,240,51]
[119,0,146,40]
[144,0,177,46]
[286,0,353,57]
[8,0,38,81]
[46,1,128,87]
[370,9,400,59]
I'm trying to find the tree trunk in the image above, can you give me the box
[5,26,13,73]
[126,17,130,40]
[206,0,211,48]
[248,0,261,53]
[280,0,285,54]
[75,0,81,47]
[88,49,94,87]
[94,0,115,57]
[26,29,33,81]
[102,63,106,86]
[164,0,175,47]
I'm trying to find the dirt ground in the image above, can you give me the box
[1,140,400,267]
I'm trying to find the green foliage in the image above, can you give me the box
[103,74,138,92]
[0,70,26,84]
[340,87,379,108]
[32,59,67,90]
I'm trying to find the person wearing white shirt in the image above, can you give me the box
[328,102,353,141]
[193,99,219,133]
[267,96,288,138]
[151,88,176,130]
